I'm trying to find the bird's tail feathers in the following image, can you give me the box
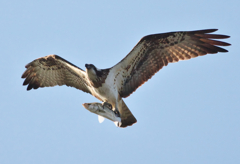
[118,99,137,128]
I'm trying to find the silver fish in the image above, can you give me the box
[82,102,121,127]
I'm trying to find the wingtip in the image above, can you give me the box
[224,35,231,39]
[223,42,231,46]
[207,29,218,33]
[196,29,218,34]
[26,84,33,91]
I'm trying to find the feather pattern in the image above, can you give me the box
[21,55,91,93]
[21,29,230,128]
[111,29,230,98]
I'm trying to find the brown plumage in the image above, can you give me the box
[116,29,230,98]
[22,55,91,93]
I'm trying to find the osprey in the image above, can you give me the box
[21,29,230,127]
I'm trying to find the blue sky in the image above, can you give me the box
[0,0,239,164]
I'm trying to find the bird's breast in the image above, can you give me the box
[92,79,118,104]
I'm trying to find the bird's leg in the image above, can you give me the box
[114,100,121,117]
[102,101,120,117]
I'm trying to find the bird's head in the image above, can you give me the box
[85,64,102,81]
[85,64,95,70]
[85,64,97,76]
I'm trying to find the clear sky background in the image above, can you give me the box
[0,0,239,164]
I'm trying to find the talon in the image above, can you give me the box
[102,102,112,110]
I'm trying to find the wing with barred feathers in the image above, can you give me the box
[111,29,230,98]
[21,54,91,94]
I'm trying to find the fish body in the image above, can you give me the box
[82,102,121,127]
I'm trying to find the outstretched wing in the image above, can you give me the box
[111,29,230,98]
[21,54,91,94]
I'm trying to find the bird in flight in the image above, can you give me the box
[21,29,230,127]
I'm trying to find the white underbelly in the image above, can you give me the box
[93,82,118,104]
